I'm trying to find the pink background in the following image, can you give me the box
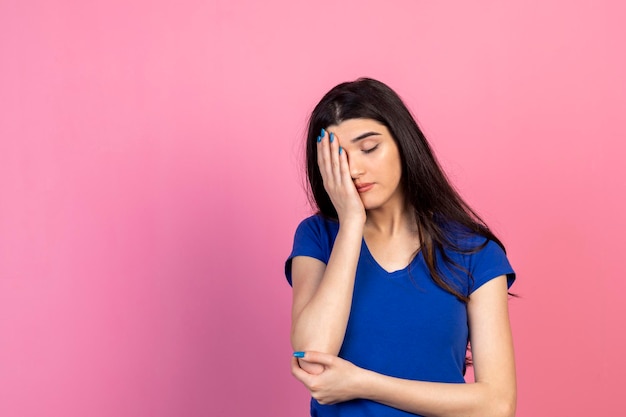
[1,1,625,416]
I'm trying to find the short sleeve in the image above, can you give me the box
[284,215,337,286]
[468,240,516,294]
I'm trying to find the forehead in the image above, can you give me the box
[327,118,390,139]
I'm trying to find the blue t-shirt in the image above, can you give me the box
[285,215,515,417]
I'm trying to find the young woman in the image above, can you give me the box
[285,78,516,417]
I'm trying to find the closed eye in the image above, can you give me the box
[363,144,379,154]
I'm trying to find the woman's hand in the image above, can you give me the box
[291,351,364,405]
[317,129,366,225]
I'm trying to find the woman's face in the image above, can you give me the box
[327,118,404,211]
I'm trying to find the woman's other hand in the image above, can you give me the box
[291,351,364,405]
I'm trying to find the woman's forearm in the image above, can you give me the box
[290,221,363,355]
[359,370,516,417]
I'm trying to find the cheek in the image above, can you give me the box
[381,152,402,180]
[386,166,403,191]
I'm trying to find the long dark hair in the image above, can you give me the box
[305,77,506,302]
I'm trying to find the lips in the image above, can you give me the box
[355,183,374,193]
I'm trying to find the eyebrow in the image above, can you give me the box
[351,131,382,143]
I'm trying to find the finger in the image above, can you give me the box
[316,129,325,174]
[317,129,333,184]
[290,357,313,384]
[298,351,336,367]
[338,145,353,187]
[329,132,341,182]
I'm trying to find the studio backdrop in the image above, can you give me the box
[1,1,624,416]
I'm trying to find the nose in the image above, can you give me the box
[347,153,364,180]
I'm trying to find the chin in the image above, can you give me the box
[361,200,383,211]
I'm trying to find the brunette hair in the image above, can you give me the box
[305,77,506,302]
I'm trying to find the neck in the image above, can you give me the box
[365,201,417,237]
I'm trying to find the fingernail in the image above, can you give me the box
[330,132,334,143]
[293,351,305,358]
[339,146,343,155]
[317,136,321,143]
[320,128,326,137]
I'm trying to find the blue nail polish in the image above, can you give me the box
[320,128,326,137]
[339,146,343,155]
[330,132,334,143]
[293,351,305,358]
[317,136,321,143]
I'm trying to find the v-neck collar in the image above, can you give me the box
[361,237,422,276]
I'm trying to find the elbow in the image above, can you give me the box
[476,381,516,417]
[290,333,309,352]
[290,324,314,351]
[290,335,337,355]
[497,402,516,417]
[490,393,516,417]
[290,321,307,350]
[290,324,341,355]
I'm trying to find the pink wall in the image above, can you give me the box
[1,1,624,416]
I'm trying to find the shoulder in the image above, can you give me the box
[285,214,339,286]
[439,222,516,292]
[293,214,340,241]
[296,213,339,231]
[439,220,491,251]
[463,237,515,293]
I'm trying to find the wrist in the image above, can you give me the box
[336,222,365,241]
[354,367,377,401]
[338,214,366,229]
